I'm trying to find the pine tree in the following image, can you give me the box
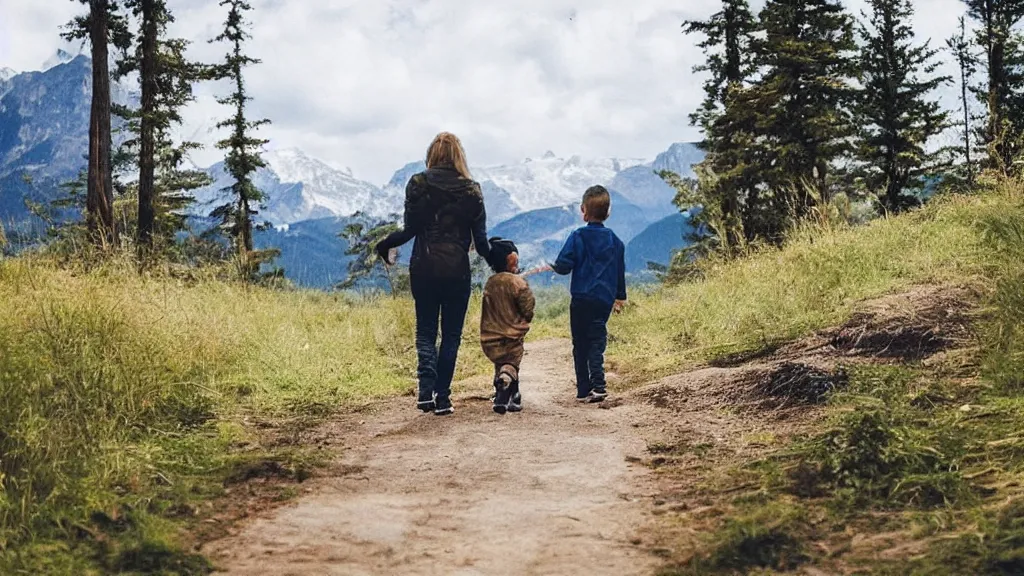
[119,0,210,252]
[854,0,950,213]
[682,0,758,251]
[210,0,273,278]
[339,216,403,294]
[64,1,131,248]
[746,0,858,222]
[947,17,979,185]
[961,0,1024,173]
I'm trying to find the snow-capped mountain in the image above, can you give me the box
[0,50,709,288]
[41,48,82,72]
[192,148,382,225]
[0,68,15,83]
[376,147,697,224]
[475,152,647,212]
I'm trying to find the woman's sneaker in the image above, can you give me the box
[434,397,455,416]
[417,390,435,412]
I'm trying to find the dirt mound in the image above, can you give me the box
[823,285,975,361]
[748,363,849,408]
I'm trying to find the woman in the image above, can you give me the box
[376,132,490,416]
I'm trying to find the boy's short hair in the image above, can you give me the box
[487,237,519,273]
[582,185,611,221]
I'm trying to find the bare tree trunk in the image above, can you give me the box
[137,0,158,249]
[87,0,116,248]
[962,54,973,185]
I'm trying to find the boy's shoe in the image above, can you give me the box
[577,388,607,404]
[493,374,513,415]
[417,390,435,412]
[508,391,522,413]
[576,391,592,403]
[434,397,455,416]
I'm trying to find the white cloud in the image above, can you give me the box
[0,0,971,184]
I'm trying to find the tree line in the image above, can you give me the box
[66,0,274,279]
[679,0,1024,256]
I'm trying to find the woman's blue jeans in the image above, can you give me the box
[411,276,472,403]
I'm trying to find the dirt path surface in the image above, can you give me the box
[203,339,660,576]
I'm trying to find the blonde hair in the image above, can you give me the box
[426,132,472,180]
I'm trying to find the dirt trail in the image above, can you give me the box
[204,339,660,576]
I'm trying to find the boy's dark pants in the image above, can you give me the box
[412,276,472,403]
[570,297,612,397]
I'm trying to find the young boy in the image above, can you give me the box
[481,237,535,414]
[550,185,626,403]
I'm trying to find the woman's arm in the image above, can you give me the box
[375,175,425,260]
[471,185,491,262]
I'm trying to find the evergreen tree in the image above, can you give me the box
[210,0,273,278]
[339,216,404,294]
[746,0,858,223]
[119,0,210,252]
[961,0,1024,173]
[64,0,131,248]
[947,16,979,184]
[854,0,950,213]
[682,0,758,251]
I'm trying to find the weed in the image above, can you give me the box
[666,504,809,575]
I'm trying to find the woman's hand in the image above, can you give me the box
[613,300,626,314]
[376,242,396,266]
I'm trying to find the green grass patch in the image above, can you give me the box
[652,179,1024,573]
[664,503,811,575]
[604,189,1001,380]
[0,256,492,572]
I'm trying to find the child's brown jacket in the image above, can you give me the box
[480,272,535,344]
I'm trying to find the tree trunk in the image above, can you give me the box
[962,57,973,184]
[137,0,158,248]
[87,0,116,248]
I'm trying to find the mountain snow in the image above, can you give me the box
[0,68,15,82]
[214,145,701,227]
[475,153,647,212]
[40,49,81,72]
[192,148,382,226]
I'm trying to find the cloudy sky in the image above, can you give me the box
[0,0,966,185]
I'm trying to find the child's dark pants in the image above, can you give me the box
[569,297,612,397]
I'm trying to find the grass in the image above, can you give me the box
[650,178,1024,574]
[603,188,994,380]
[0,256,503,572]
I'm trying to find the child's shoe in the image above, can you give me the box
[507,380,522,413]
[434,396,455,416]
[493,374,514,415]
[577,388,607,404]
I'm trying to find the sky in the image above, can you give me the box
[0,0,967,185]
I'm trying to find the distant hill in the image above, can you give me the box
[490,191,652,269]
[625,211,700,274]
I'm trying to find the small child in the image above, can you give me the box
[481,237,536,414]
[550,185,627,403]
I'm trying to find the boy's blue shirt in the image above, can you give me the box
[551,222,627,307]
